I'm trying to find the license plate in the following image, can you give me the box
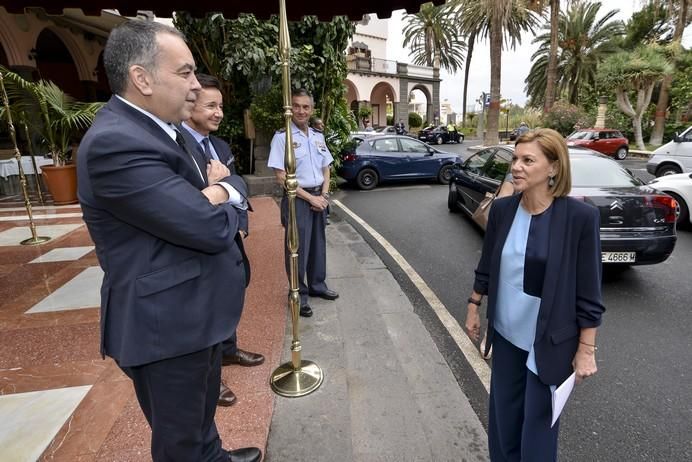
[601,252,636,263]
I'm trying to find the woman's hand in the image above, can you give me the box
[465,304,481,342]
[573,345,597,385]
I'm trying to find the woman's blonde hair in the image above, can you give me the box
[515,128,571,197]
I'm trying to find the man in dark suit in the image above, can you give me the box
[77,21,260,462]
[182,73,265,408]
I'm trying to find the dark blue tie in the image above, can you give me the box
[201,137,213,163]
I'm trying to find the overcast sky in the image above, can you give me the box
[385,0,692,112]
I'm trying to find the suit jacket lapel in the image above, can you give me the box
[175,124,209,185]
[535,197,567,343]
[109,98,208,188]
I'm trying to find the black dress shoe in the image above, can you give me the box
[218,382,237,407]
[227,447,262,462]
[300,305,313,317]
[309,289,339,300]
[222,349,265,367]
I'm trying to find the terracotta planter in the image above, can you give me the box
[41,163,78,205]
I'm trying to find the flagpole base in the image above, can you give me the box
[270,360,323,397]
[20,236,51,246]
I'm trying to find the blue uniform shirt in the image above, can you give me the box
[267,122,333,188]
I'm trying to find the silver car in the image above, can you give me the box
[646,126,692,177]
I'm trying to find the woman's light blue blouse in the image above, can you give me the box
[494,203,552,374]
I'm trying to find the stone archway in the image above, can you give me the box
[344,79,359,106]
[94,50,111,101]
[0,42,8,68]
[369,81,396,128]
[33,28,90,101]
[409,83,433,125]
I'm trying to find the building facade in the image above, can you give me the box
[344,14,440,129]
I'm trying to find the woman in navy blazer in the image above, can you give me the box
[465,129,605,461]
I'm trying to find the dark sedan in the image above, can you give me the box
[339,135,462,190]
[418,125,464,145]
[447,146,678,266]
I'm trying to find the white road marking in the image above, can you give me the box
[333,199,491,393]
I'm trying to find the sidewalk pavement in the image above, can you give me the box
[0,195,487,461]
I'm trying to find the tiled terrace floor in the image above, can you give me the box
[0,194,287,461]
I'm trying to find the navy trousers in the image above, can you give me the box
[281,193,328,306]
[489,333,560,462]
[121,343,226,462]
[221,331,238,357]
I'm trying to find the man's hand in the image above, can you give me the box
[207,160,230,184]
[309,194,329,212]
[201,184,230,205]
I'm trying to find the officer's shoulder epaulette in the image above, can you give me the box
[310,127,323,133]
[275,128,286,134]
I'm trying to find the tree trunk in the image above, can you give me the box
[462,32,476,128]
[649,0,688,146]
[544,0,559,112]
[632,113,645,150]
[486,12,502,145]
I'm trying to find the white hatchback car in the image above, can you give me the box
[649,172,692,227]
[646,126,692,177]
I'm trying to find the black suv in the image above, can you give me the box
[418,125,464,145]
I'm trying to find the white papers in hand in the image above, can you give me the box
[551,372,576,427]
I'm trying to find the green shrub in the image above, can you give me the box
[542,101,594,136]
[409,112,423,128]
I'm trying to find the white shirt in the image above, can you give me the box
[115,96,243,206]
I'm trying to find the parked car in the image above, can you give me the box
[339,135,462,190]
[418,125,464,145]
[566,128,629,160]
[447,146,678,266]
[646,125,692,177]
[648,172,692,228]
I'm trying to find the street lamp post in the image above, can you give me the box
[505,99,511,141]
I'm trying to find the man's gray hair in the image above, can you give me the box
[104,20,185,95]
[292,88,314,106]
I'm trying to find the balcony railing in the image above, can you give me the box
[346,56,397,75]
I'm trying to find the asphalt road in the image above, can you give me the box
[332,147,692,461]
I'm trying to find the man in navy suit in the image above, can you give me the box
[77,21,260,462]
[182,73,265,408]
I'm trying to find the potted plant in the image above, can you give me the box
[0,66,103,204]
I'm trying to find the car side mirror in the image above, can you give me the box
[453,162,462,169]
[673,133,681,143]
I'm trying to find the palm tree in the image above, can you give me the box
[544,0,560,113]
[403,2,467,76]
[460,23,480,126]
[525,1,624,107]
[458,0,541,145]
[650,0,690,146]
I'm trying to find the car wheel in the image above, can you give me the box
[667,192,689,229]
[356,168,378,190]
[448,183,460,212]
[436,136,444,145]
[656,164,682,177]
[615,147,628,160]
[458,134,464,143]
[438,164,453,184]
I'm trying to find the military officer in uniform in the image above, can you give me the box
[268,89,338,317]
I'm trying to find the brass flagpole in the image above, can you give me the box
[0,70,50,245]
[270,0,323,397]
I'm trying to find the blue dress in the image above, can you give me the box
[494,203,552,374]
